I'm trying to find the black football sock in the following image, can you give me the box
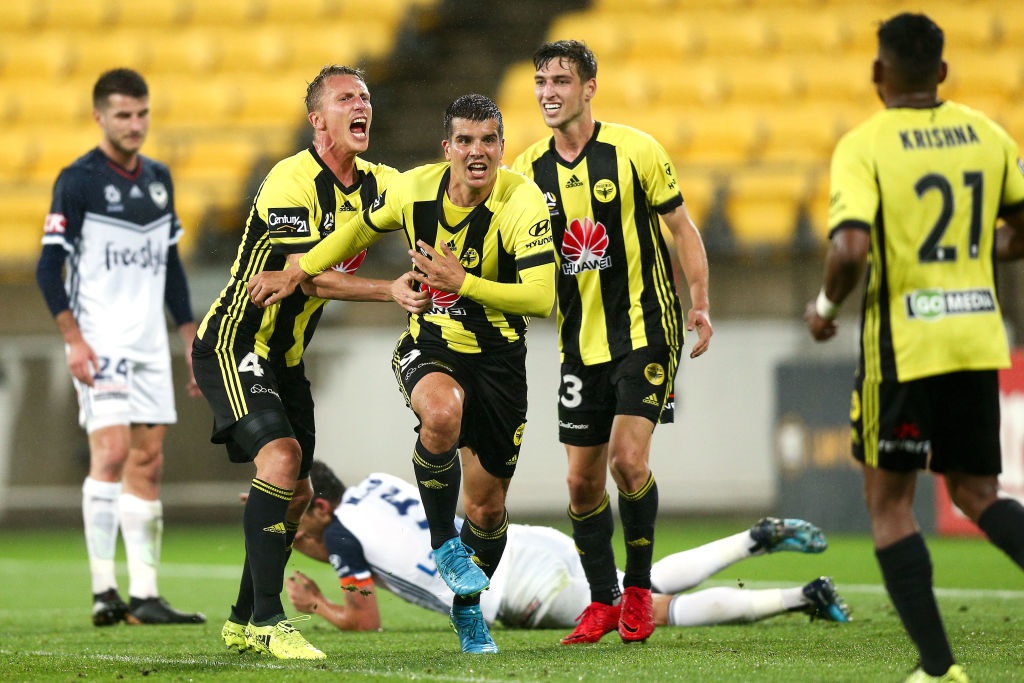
[230,555,254,623]
[977,498,1024,570]
[569,494,621,605]
[461,510,508,578]
[619,474,658,590]
[412,438,461,549]
[244,478,292,624]
[284,520,299,565]
[876,533,954,676]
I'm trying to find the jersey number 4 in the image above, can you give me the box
[916,171,983,263]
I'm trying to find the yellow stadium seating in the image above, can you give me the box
[42,0,117,31]
[723,168,812,249]
[676,109,766,168]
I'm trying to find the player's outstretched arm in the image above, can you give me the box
[286,570,382,631]
[663,204,712,358]
[805,225,869,341]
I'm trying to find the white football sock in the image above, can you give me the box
[667,586,790,626]
[82,477,121,595]
[650,531,754,594]
[119,493,162,599]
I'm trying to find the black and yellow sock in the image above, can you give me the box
[569,494,620,605]
[462,511,508,578]
[244,478,292,624]
[230,555,254,624]
[619,474,658,590]
[412,438,461,549]
[876,533,954,676]
[978,498,1024,569]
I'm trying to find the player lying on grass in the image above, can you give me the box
[223,461,849,648]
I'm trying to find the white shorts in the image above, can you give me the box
[492,525,592,629]
[73,349,177,432]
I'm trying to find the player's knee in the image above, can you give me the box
[946,474,999,522]
[417,400,463,444]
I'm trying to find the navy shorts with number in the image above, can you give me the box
[558,345,681,447]
[391,332,527,479]
[853,369,1001,475]
[192,339,315,478]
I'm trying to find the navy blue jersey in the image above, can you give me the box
[41,148,184,356]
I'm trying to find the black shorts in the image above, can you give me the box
[558,345,681,446]
[392,332,527,479]
[852,369,1001,475]
[192,339,315,478]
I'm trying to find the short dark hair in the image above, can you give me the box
[93,68,148,109]
[533,40,598,83]
[305,64,366,113]
[443,93,503,139]
[877,13,944,89]
[309,460,346,506]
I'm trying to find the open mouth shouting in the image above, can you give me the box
[350,117,368,140]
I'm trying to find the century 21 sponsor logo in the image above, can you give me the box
[905,288,996,321]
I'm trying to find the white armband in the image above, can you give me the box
[815,289,839,320]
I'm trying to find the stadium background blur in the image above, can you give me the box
[2,0,1023,528]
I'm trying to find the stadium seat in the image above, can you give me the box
[0,33,76,79]
[676,109,766,168]
[547,12,626,60]
[67,29,151,79]
[722,168,811,249]
[646,59,726,108]
[142,30,221,75]
[720,58,801,105]
[757,105,841,165]
[112,0,186,28]
[180,0,257,26]
[768,13,848,53]
[0,186,50,262]
[688,12,773,57]
[1,80,94,127]
[678,172,719,229]
[41,0,116,30]
[805,170,832,243]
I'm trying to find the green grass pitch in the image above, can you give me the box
[1,519,1022,682]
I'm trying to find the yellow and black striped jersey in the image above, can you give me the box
[300,162,556,354]
[512,121,684,365]
[196,146,400,366]
[830,101,1024,382]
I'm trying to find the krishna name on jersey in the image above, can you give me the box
[196,147,399,366]
[830,101,1024,382]
[41,148,180,357]
[304,162,555,354]
[512,121,684,365]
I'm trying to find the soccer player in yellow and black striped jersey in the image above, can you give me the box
[510,40,712,646]
[247,94,556,654]
[191,66,426,660]
[804,14,1024,682]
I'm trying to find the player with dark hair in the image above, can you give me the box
[35,67,204,627]
[511,40,713,645]
[192,64,425,660]
[804,13,1024,683]
[281,461,849,635]
[246,93,557,654]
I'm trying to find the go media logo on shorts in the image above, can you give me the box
[904,287,995,321]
